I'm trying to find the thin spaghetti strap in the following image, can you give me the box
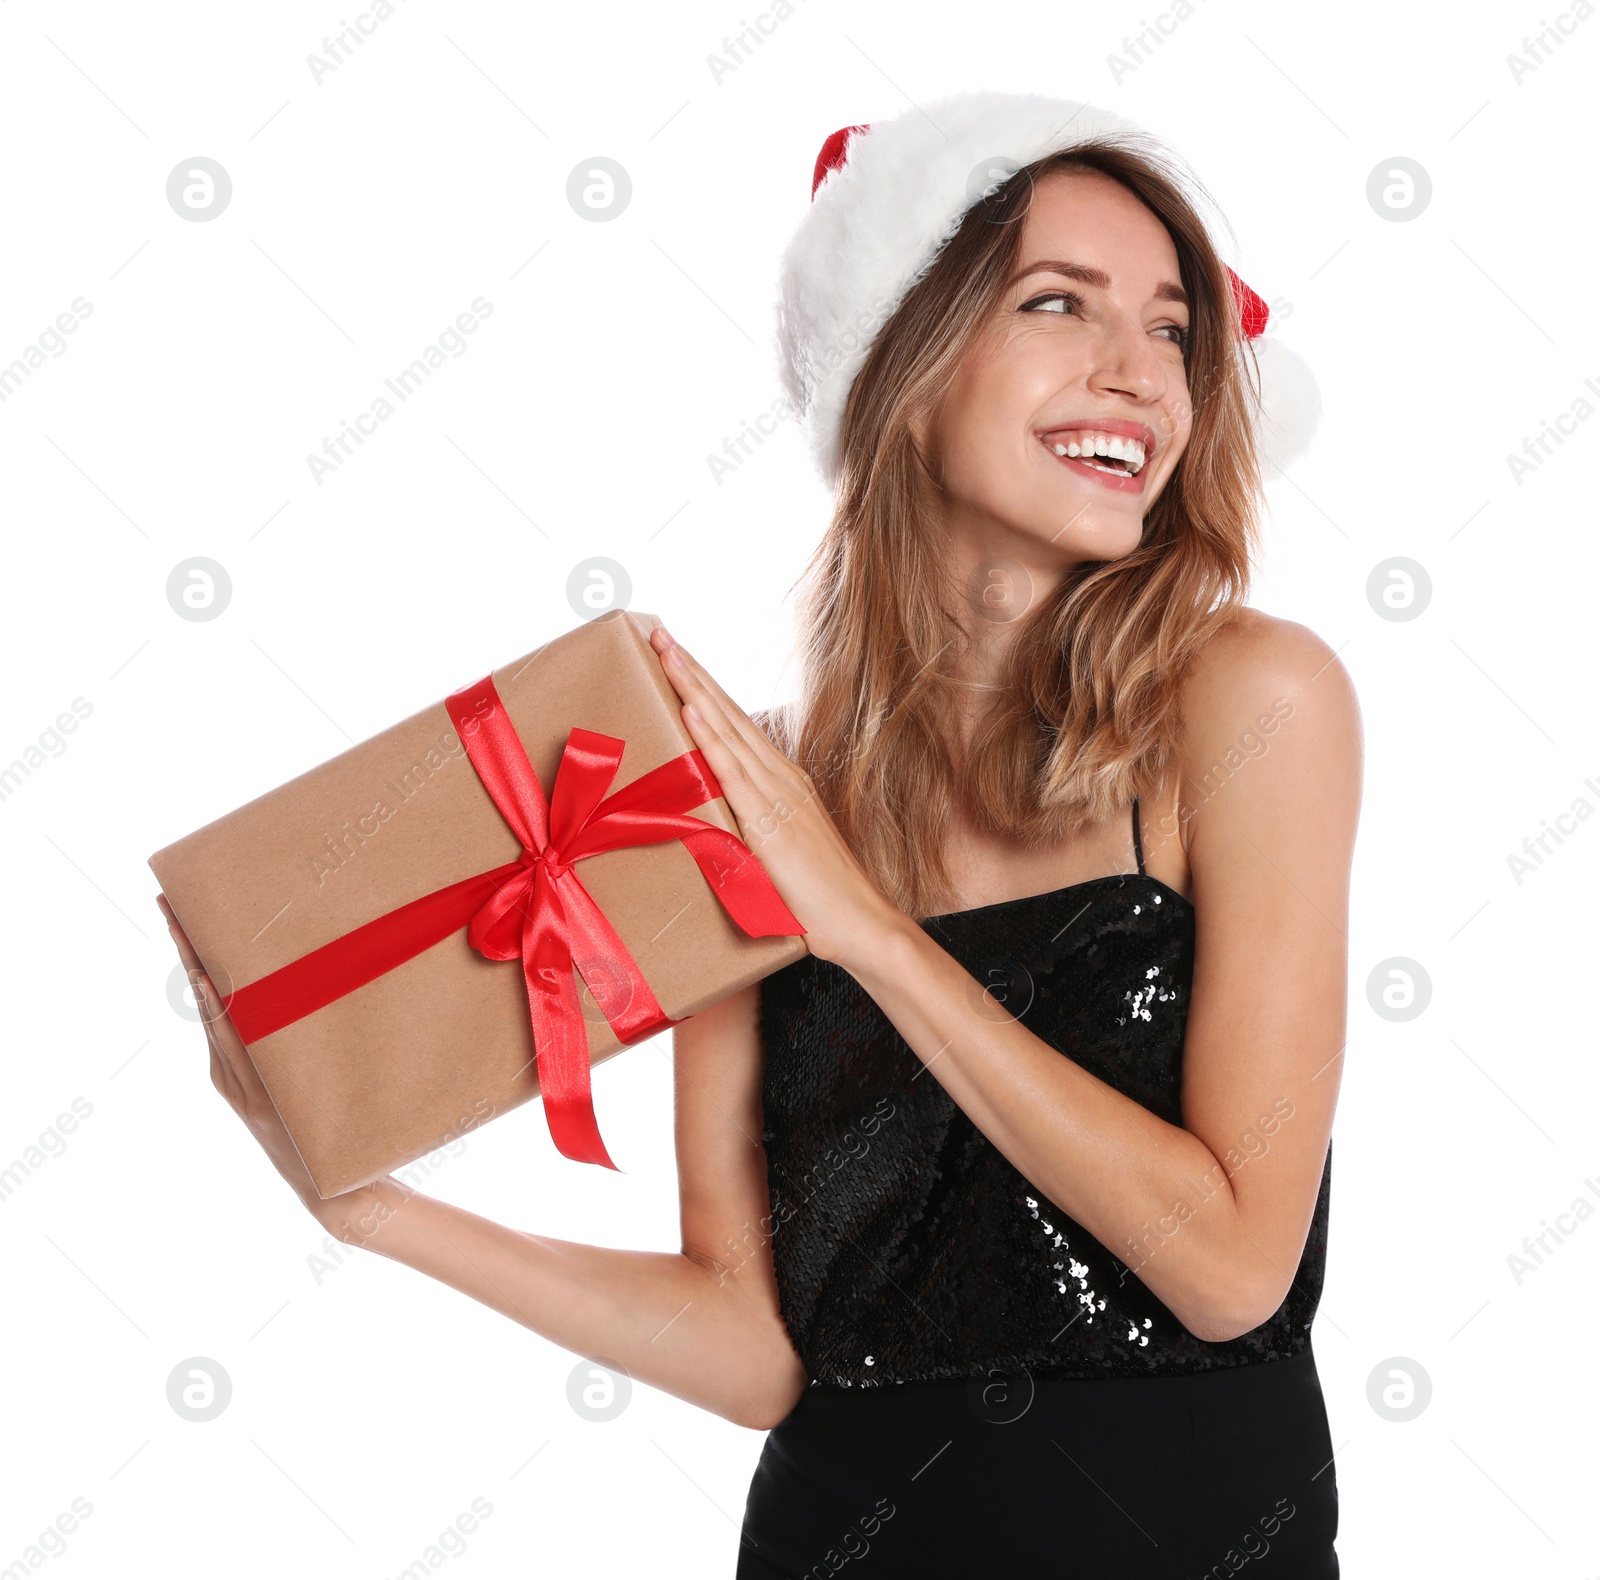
[1132,797,1147,877]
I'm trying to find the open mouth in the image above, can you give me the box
[1070,451,1136,476]
[1037,426,1156,493]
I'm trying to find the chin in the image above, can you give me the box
[1024,501,1147,564]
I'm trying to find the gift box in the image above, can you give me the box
[149,609,808,1197]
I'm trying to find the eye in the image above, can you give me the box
[1019,289,1085,316]
[1020,289,1191,354]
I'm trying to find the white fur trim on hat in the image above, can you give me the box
[774,89,1320,490]
[1249,335,1322,476]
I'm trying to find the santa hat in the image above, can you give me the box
[774,90,1320,492]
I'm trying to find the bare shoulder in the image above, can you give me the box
[1179,608,1362,770]
[1174,607,1363,856]
[1182,607,1356,717]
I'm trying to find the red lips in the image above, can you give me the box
[1035,417,1158,460]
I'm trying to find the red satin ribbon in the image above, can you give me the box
[224,674,805,1170]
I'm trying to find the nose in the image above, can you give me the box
[1083,307,1178,406]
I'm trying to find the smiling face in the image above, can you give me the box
[925,167,1195,579]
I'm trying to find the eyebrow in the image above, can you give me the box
[1007,259,1189,311]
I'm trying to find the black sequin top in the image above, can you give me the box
[758,799,1331,1388]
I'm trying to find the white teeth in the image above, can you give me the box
[1046,431,1147,474]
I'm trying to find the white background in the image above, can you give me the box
[2,0,1596,1574]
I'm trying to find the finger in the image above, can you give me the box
[159,899,217,1030]
[659,654,816,831]
[653,632,777,763]
[182,954,244,1107]
[192,972,275,1116]
[159,897,237,1037]
[676,692,826,866]
[658,645,820,825]
[158,895,255,1104]
[650,640,768,786]
[158,893,199,968]
[673,681,776,804]
[190,971,249,1108]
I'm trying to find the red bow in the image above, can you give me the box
[225,674,805,1170]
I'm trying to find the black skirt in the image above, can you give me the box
[736,1349,1338,1578]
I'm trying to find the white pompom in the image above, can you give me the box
[1249,335,1323,477]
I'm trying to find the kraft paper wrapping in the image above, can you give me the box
[149,609,808,1197]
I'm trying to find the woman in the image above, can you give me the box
[163,91,1358,1576]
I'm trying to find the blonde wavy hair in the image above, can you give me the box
[762,144,1267,920]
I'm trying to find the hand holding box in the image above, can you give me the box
[150,610,808,1197]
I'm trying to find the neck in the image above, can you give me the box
[934,508,1064,712]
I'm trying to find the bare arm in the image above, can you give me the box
[340,984,807,1430]
[161,892,807,1431]
[832,616,1361,1341]
[648,616,1362,1345]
